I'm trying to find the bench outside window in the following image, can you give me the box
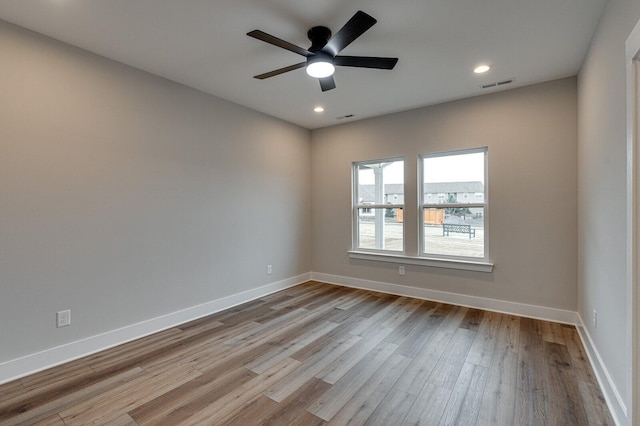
[442,223,476,239]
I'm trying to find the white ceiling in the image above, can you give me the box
[0,0,605,129]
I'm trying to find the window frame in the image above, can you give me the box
[352,157,405,254]
[418,147,489,262]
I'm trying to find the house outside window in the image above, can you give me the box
[353,158,404,252]
[419,148,488,261]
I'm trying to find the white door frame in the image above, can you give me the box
[626,18,640,426]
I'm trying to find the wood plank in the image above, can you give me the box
[466,310,502,367]
[0,382,35,416]
[378,298,425,330]
[393,303,453,358]
[217,394,279,426]
[175,357,302,425]
[308,342,399,421]
[269,286,333,310]
[383,300,438,345]
[0,379,26,400]
[102,413,139,426]
[542,341,588,425]
[577,380,615,426]
[0,367,147,425]
[332,288,373,310]
[323,294,383,324]
[437,305,469,334]
[438,362,488,425]
[30,414,66,426]
[270,281,325,300]
[128,365,256,424]
[476,349,518,426]
[341,293,399,320]
[20,363,97,392]
[349,296,416,336]
[541,321,566,345]
[59,366,201,425]
[327,353,411,425]
[193,305,351,376]
[394,330,454,395]
[315,326,394,385]
[139,320,259,373]
[401,383,450,426]
[207,303,277,327]
[264,334,362,403]
[290,314,364,362]
[224,307,309,346]
[365,388,416,426]
[459,308,485,331]
[514,318,549,425]
[496,314,520,353]
[178,298,265,329]
[246,378,330,426]
[194,327,299,374]
[86,328,188,372]
[563,326,598,384]
[302,288,353,312]
[245,320,338,374]
[427,328,477,390]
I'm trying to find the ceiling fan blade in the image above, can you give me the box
[334,56,398,69]
[247,30,312,57]
[319,76,336,91]
[322,11,377,56]
[253,62,306,79]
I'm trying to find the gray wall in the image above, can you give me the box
[311,78,578,311]
[577,0,640,420]
[0,21,311,363]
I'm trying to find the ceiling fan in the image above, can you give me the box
[247,11,398,92]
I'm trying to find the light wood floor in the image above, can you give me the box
[0,281,614,425]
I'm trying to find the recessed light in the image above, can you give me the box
[313,106,325,113]
[474,65,491,74]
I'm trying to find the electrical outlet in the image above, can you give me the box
[593,309,597,329]
[57,310,71,328]
[267,264,272,275]
[399,265,405,276]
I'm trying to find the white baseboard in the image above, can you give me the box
[311,272,577,324]
[576,314,627,426]
[0,273,310,385]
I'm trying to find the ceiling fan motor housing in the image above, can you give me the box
[307,26,332,52]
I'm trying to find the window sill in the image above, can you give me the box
[347,251,494,273]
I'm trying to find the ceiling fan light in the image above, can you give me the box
[306,57,335,78]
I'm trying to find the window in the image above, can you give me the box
[353,158,404,252]
[420,148,487,260]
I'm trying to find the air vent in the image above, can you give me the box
[336,114,355,120]
[481,78,514,89]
